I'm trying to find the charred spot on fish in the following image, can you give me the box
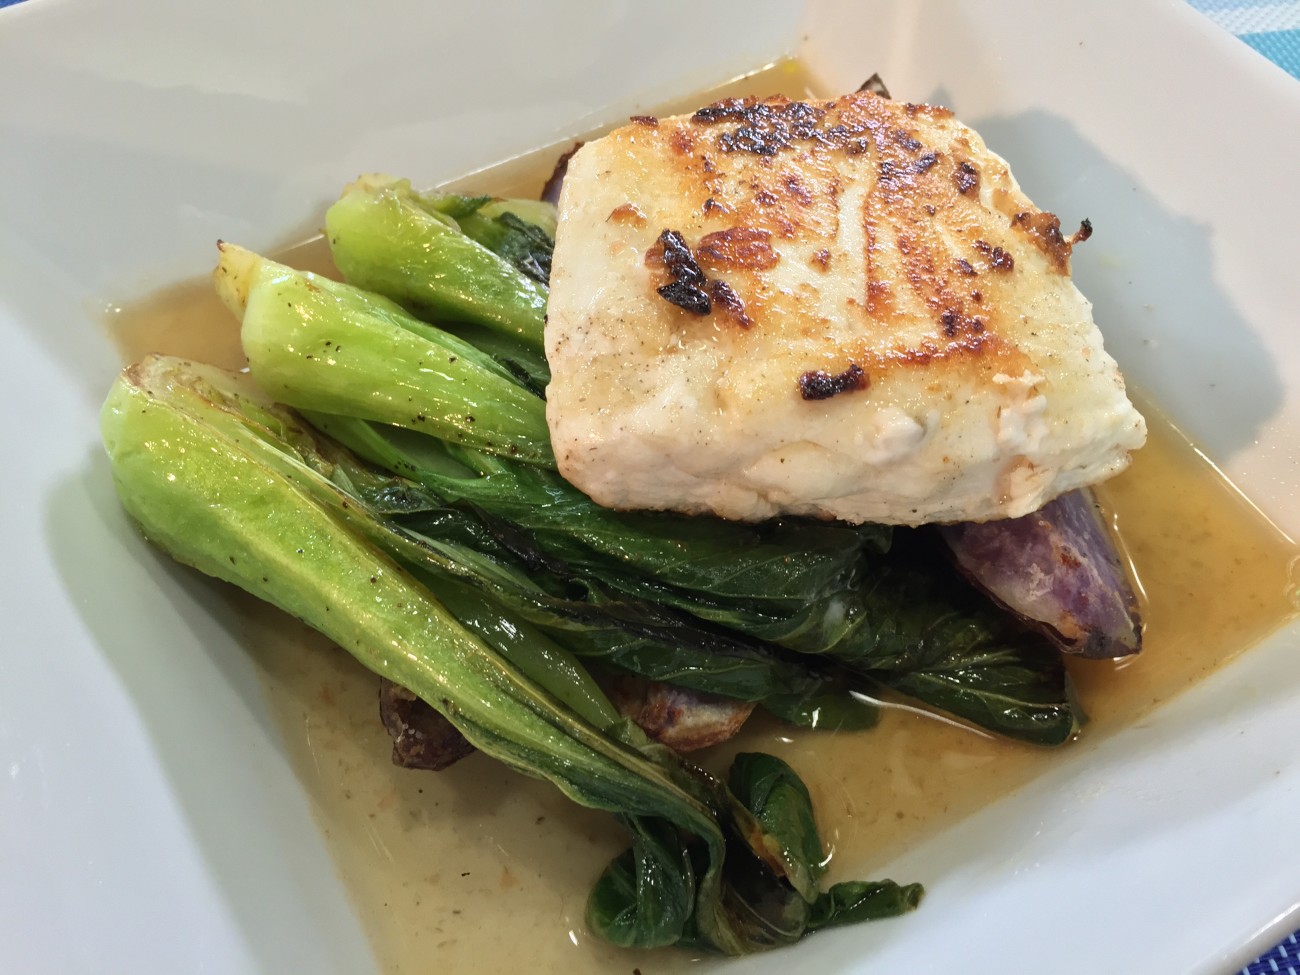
[857,73,892,98]
[799,363,868,401]
[670,128,696,154]
[696,226,779,270]
[691,98,752,123]
[754,189,778,206]
[1015,210,1065,244]
[649,228,756,321]
[783,173,813,205]
[708,279,752,328]
[940,309,986,337]
[955,160,980,195]
[955,257,977,276]
[657,280,711,314]
[630,114,658,127]
[649,229,712,314]
[784,100,824,138]
[649,229,706,284]
[1011,210,1073,271]
[722,126,780,156]
[913,151,939,174]
[893,129,923,151]
[693,97,830,156]
[811,248,831,270]
[974,239,1015,272]
[785,100,820,121]
[702,197,726,215]
[1070,218,1094,245]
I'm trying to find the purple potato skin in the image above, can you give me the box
[379,677,475,770]
[606,676,755,752]
[541,143,581,206]
[379,673,755,770]
[938,488,1142,658]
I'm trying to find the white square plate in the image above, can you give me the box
[2,1,1298,972]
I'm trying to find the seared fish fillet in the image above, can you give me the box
[546,92,1146,525]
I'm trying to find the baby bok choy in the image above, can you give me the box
[219,239,1080,745]
[326,175,549,353]
[216,245,872,730]
[100,355,921,954]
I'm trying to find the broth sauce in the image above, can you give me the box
[105,59,1299,975]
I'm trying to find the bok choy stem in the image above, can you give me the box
[224,239,1079,745]
[101,356,920,953]
[325,175,549,351]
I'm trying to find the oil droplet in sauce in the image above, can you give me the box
[103,57,1298,975]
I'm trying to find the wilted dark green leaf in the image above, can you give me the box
[728,753,826,901]
[807,879,925,931]
[586,815,696,948]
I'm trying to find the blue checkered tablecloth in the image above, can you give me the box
[1245,932,1300,975]
[1190,0,1300,78]
[0,0,1294,970]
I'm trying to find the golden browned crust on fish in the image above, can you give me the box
[546,92,1145,525]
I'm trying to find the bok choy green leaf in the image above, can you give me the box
[223,241,1077,743]
[100,355,920,954]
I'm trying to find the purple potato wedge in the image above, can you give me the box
[606,676,756,753]
[380,672,756,769]
[541,143,581,206]
[379,677,476,771]
[938,488,1142,658]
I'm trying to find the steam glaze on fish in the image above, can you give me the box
[546,92,1146,525]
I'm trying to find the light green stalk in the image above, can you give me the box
[97,356,744,953]
[222,244,552,466]
[326,175,548,350]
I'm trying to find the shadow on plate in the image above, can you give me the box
[948,98,1283,462]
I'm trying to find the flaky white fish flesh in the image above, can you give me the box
[546,92,1145,525]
